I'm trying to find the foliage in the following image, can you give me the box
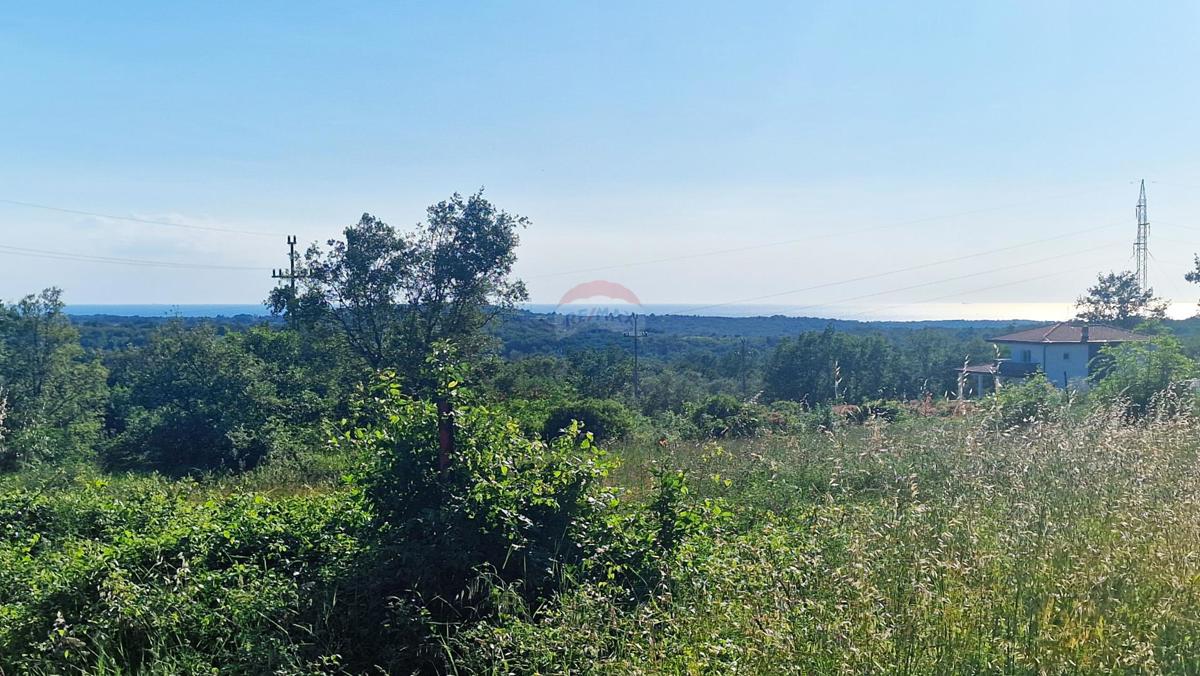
[984,372,1063,428]
[1074,270,1168,328]
[542,398,636,441]
[274,191,528,394]
[0,288,108,470]
[762,327,993,405]
[20,274,1200,673]
[638,367,707,416]
[450,411,1200,674]
[344,375,623,636]
[688,394,760,439]
[0,470,369,674]
[1090,333,1196,416]
[103,323,290,473]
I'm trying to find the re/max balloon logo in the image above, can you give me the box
[553,280,641,334]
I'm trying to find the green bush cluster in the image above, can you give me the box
[103,324,292,473]
[983,372,1063,428]
[0,471,368,674]
[541,398,636,441]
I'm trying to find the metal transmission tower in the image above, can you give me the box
[1134,180,1150,291]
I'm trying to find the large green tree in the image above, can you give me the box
[272,190,527,393]
[0,288,108,468]
[1074,271,1167,328]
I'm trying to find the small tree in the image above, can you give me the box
[346,374,620,635]
[1089,333,1196,416]
[1074,271,1167,328]
[272,190,528,394]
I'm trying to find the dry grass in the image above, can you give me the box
[453,407,1200,674]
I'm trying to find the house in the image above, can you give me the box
[957,322,1146,396]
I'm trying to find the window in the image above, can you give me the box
[1063,351,1070,360]
[1020,349,1032,363]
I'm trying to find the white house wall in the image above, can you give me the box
[1004,342,1092,391]
[1041,343,1091,390]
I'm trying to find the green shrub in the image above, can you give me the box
[863,398,905,422]
[103,323,290,474]
[689,394,760,439]
[495,397,557,439]
[0,472,368,674]
[1089,333,1196,417]
[346,375,623,631]
[542,398,635,441]
[985,372,1061,428]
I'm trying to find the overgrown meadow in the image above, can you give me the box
[7,399,1200,674]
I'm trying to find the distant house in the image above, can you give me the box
[957,322,1146,396]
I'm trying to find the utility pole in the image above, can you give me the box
[271,236,307,314]
[739,337,748,398]
[271,235,303,292]
[624,313,647,402]
[1135,179,1150,291]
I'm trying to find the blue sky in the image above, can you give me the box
[2,2,1199,318]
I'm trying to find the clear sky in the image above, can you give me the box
[2,2,1199,319]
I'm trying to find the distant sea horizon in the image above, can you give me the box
[63,302,1084,323]
[61,300,1198,322]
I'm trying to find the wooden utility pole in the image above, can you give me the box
[739,337,748,398]
[271,236,307,315]
[271,236,303,290]
[624,313,647,402]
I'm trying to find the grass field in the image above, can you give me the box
[7,407,1200,673]
[452,410,1200,674]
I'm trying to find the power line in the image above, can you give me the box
[753,240,1122,318]
[0,243,269,271]
[1150,180,1200,191]
[842,263,1105,320]
[676,223,1124,315]
[0,198,286,237]
[531,183,1120,279]
[1153,219,1200,234]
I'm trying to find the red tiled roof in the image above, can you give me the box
[988,322,1146,344]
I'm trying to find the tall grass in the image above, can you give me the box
[451,406,1200,673]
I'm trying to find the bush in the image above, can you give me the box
[0,472,368,673]
[346,375,624,650]
[866,398,905,422]
[1089,333,1196,417]
[985,372,1061,428]
[689,394,760,439]
[103,324,289,474]
[542,398,635,441]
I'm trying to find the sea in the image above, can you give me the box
[62,302,1082,322]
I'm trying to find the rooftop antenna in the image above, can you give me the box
[1135,179,1149,291]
